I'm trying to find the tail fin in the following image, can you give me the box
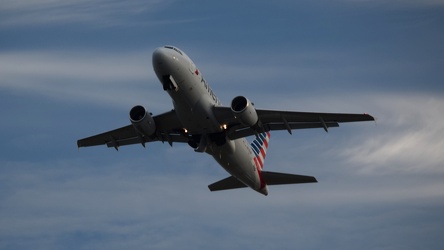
[250,132,271,170]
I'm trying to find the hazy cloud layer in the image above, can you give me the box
[342,94,444,174]
[0,0,170,27]
[1,1,443,249]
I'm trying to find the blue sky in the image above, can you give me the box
[1,0,444,249]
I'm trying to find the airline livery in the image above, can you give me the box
[77,46,374,195]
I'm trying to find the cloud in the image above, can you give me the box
[345,0,444,7]
[339,94,444,174]
[0,51,150,81]
[0,50,171,110]
[1,1,444,249]
[0,0,171,28]
[2,152,443,250]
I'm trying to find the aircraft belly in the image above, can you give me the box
[157,49,261,191]
[211,138,261,190]
[169,74,222,134]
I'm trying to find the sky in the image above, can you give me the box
[1,0,444,249]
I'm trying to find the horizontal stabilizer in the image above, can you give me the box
[261,171,317,185]
[208,176,247,191]
[208,171,317,192]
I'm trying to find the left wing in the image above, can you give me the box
[77,110,188,150]
[213,106,375,140]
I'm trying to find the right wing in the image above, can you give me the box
[213,107,375,140]
[77,110,188,150]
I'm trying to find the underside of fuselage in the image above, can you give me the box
[152,46,267,195]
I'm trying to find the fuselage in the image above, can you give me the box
[152,46,268,195]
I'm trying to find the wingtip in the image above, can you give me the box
[364,113,376,121]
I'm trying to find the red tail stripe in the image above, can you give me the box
[256,156,263,169]
[260,148,266,159]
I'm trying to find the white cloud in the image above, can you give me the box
[1,154,443,250]
[340,94,444,174]
[0,51,151,81]
[0,50,172,110]
[0,0,170,27]
[1,1,443,249]
[346,0,444,7]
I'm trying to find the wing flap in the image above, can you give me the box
[77,125,138,148]
[77,109,187,149]
[105,133,189,148]
[257,109,374,124]
[227,122,339,140]
[213,106,374,139]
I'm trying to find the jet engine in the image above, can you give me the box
[231,96,258,127]
[129,105,156,136]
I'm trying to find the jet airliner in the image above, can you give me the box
[77,46,374,195]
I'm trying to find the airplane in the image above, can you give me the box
[77,45,374,196]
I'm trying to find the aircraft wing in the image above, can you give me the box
[77,110,188,150]
[213,107,375,140]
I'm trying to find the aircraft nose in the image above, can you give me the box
[152,47,170,67]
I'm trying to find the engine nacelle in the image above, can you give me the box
[231,96,258,127]
[129,105,156,136]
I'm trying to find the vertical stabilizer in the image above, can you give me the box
[250,132,271,170]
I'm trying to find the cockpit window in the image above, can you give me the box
[164,46,183,56]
